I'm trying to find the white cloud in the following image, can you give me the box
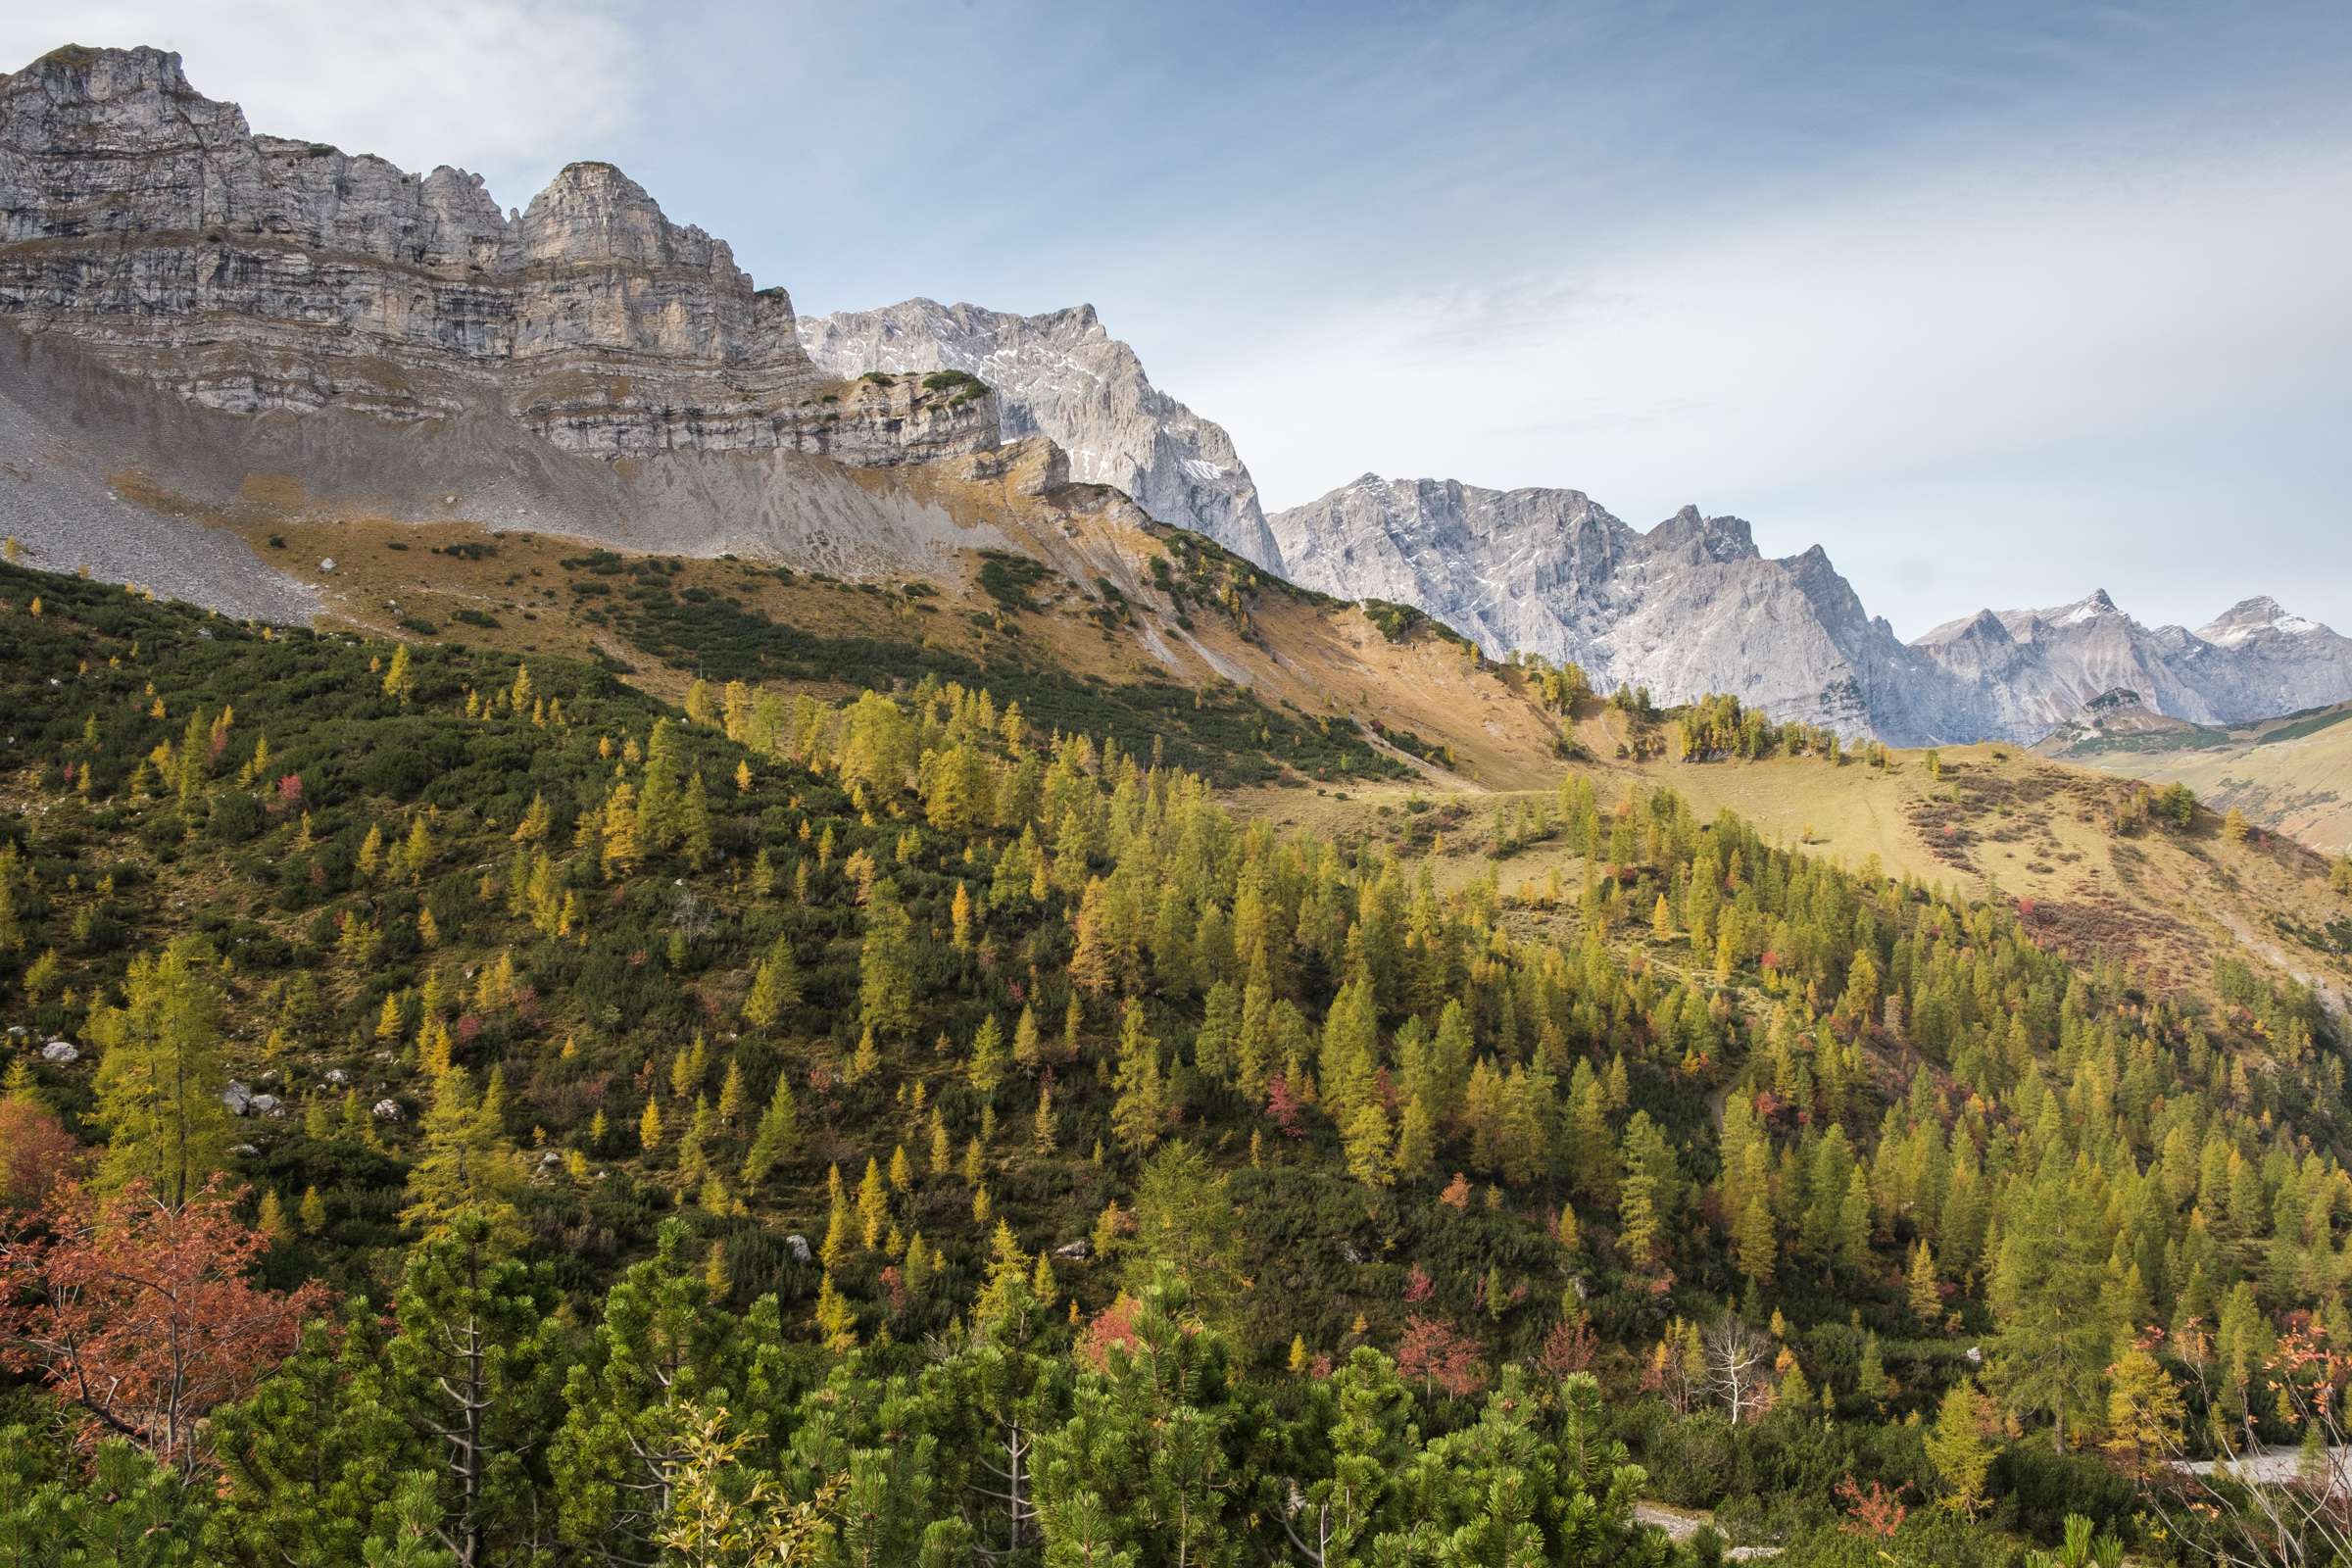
[0,1,640,205]
[1199,130,2352,543]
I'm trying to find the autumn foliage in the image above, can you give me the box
[1264,1073,1306,1138]
[1395,1313,1486,1398]
[0,1090,82,1212]
[1535,1314,1598,1377]
[0,1178,328,1474]
[1078,1294,1146,1371]
[1834,1476,1909,1539]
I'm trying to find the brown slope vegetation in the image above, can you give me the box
[2041,701,2352,856]
[1246,704,2352,1015]
[8,309,1577,791]
[97,436,1572,793]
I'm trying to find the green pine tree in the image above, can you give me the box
[88,936,236,1206]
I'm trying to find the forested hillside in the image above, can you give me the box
[2,558,2349,1567]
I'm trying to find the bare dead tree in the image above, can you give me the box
[1704,1315,1775,1425]
[670,887,716,944]
[967,1411,1039,1558]
[2133,1325,2352,1568]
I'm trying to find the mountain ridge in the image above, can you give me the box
[2,42,2345,755]
[1265,470,2352,744]
[1909,583,2352,739]
[800,281,2352,745]
[1266,474,1968,744]
[0,44,1001,466]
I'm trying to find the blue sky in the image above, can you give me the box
[11,0,2351,636]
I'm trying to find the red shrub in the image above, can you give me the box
[0,1179,328,1475]
[1396,1314,1486,1398]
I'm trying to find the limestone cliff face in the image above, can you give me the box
[1273,469,2352,743]
[800,299,1282,567]
[0,45,996,462]
[1268,475,1964,742]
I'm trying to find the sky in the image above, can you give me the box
[8,0,2350,637]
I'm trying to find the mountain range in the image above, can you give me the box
[2,42,2347,747]
[807,304,2352,743]
[804,302,2352,745]
[1910,591,2352,742]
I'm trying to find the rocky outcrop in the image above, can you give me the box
[800,299,1282,567]
[1268,475,1962,742]
[2029,688,2210,756]
[0,45,997,462]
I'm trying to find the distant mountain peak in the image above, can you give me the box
[2050,589,2123,626]
[1645,507,1756,563]
[1267,476,1941,741]
[2199,595,2325,647]
[1963,608,2015,642]
[1910,582,2352,739]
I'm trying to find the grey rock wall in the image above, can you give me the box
[801,299,1280,567]
[0,46,998,462]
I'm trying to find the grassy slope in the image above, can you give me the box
[103,446,1577,793]
[1242,704,2352,1013]
[2048,703,2352,856]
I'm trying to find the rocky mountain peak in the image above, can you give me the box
[2033,588,2123,630]
[2198,595,2323,647]
[1265,475,1953,739]
[518,162,702,266]
[799,296,1281,567]
[14,40,194,105]
[1956,609,2016,645]
[1647,506,1758,563]
[2219,593,2287,619]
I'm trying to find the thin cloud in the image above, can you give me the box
[1192,127,2352,633]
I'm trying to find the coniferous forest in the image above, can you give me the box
[3,557,2349,1567]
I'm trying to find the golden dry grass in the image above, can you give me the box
[1238,717,2352,1011]
[2062,713,2352,856]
